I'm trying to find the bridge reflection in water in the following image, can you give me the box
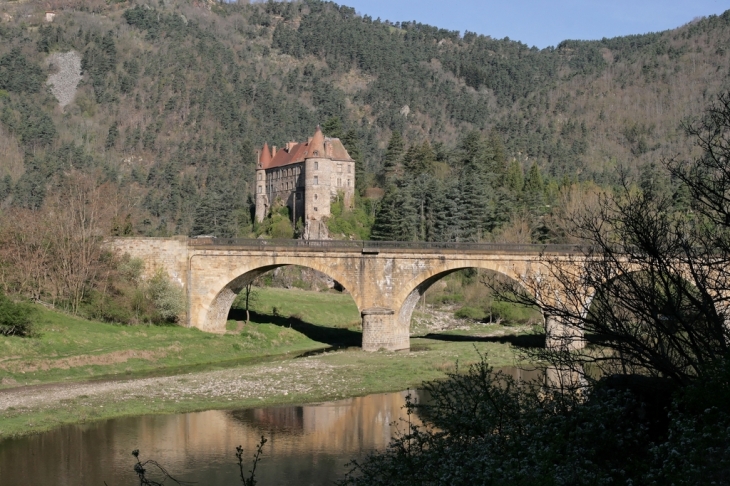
[0,391,421,486]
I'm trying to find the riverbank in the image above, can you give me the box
[0,288,537,439]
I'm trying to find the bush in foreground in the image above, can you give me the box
[339,357,730,486]
[0,291,36,336]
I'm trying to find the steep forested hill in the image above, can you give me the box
[1,0,729,238]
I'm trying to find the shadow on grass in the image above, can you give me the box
[228,309,362,348]
[417,332,546,349]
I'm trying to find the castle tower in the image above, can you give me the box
[254,143,271,223]
[303,126,332,239]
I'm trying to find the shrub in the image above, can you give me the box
[430,293,464,305]
[454,306,485,320]
[0,292,37,337]
[489,300,537,324]
[147,270,185,323]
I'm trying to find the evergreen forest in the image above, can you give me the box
[0,0,729,241]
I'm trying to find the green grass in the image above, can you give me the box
[0,294,339,388]
[246,287,361,328]
[0,286,538,438]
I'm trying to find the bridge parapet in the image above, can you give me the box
[189,237,589,255]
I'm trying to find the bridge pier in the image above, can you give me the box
[545,315,585,351]
[361,308,409,352]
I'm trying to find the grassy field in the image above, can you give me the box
[0,287,538,438]
[0,288,365,388]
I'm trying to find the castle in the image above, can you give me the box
[255,126,355,240]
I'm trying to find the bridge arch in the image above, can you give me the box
[190,257,362,334]
[393,260,539,334]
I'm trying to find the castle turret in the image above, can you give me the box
[304,126,330,239]
[255,143,271,223]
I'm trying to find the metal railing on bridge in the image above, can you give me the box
[188,237,587,254]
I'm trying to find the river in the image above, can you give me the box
[0,390,422,486]
[0,366,540,485]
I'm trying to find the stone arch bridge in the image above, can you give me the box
[108,237,588,352]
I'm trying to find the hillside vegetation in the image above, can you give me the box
[0,0,728,240]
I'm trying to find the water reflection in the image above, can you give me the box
[0,391,420,486]
[0,366,543,486]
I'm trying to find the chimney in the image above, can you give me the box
[272,146,277,157]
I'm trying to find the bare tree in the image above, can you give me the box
[48,172,115,314]
[500,93,730,385]
[0,208,55,302]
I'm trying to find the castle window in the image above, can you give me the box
[347,179,351,187]
[314,194,318,200]
[337,164,342,173]
[314,161,318,170]
[314,176,319,185]
[257,173,262,181]
[314,207,318,212]
[258,185,262,194]
[347,165,351,173]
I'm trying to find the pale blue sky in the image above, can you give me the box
[339,0,730,48]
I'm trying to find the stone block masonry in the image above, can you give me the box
[108,237,589,352]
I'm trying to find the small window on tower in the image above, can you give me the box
[314,207,318,212]
[258,186,262,194]
[314,194,318,200]
[314,176,319,185]
[314,161,319,170]
[347,165,351,173]
[257,173,262,181]
[347,179,351,187]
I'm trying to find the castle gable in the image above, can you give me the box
[325,138,352,161]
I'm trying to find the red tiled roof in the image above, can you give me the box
[258,142,271,168]
[260,127,352,169]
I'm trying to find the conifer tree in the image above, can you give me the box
[457,132,492,241]
[523,162,545,213]
[371,183,418,241]
[505,160,524,194]
[322,116,343,139]
[403,141,435,178]
[445,180,463,242]
[371,184,400,241]
[381,131,404,183]
[105,122,119,150]
[341,129,365,194]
